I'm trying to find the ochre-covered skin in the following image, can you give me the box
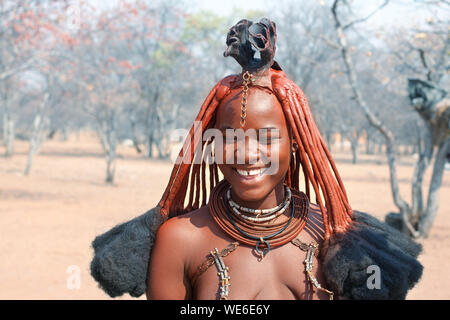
[147,66,353,299]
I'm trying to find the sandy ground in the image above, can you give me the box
[0,132,449,300]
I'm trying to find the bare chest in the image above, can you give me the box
[189,240,326,300]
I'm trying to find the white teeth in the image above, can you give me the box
[236,169,248,176]
[236,169,263,176]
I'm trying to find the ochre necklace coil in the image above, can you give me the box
[208,180,309,258]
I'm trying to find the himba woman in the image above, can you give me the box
[90,18,423,300]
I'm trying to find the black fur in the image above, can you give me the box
[320,211,423,299]
[90,206,163,297]
[90,209,423,299]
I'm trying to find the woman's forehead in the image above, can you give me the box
[215,88,287,130]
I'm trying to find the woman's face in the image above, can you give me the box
[214,88,292,203]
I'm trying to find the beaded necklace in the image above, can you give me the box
[208,180,309,260]
[224,190,295,258]
[226,187,292,222]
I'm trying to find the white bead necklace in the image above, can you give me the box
[226,187,292,222]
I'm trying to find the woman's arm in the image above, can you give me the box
[146,218,193,299]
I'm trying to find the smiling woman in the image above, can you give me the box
[215,88,291,206]
[90,17,424,300]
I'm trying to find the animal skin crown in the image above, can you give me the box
[224,18,277,73]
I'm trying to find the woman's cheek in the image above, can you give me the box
[213,139,232,165]
[265,140,290,177]
[262,142,279,175]
[223,142,235,165]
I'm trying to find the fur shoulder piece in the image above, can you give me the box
[320,211,423,300]
[90,208,423,299]
[90,206,163,297]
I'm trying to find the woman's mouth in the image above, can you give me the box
[234,167,268,178]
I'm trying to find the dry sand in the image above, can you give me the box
[0,133,448,299]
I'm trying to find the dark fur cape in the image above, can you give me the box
[90,208,423,299]
[320,211,423,299]
[90,207,163,297]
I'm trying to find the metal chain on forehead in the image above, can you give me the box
[240,71,255,127]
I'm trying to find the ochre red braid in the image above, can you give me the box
[158,76,236,217]
[274,85,331,235]
[294,84,352,229]
[157,68,352,238]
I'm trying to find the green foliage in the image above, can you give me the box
[183,10,227,42]
[151,42,179,69]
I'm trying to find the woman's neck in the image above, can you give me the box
[230,181,285,210]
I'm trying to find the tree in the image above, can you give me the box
[0,0,47,157]
[330,0,449,237]
[68,2,140,183]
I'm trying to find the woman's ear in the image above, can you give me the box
[289,128,297,153]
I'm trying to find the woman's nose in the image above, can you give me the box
[235,136,260,165]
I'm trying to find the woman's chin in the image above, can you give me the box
[227,183,270,203]
[221,168,284,203]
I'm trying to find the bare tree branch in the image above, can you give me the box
[342,0,390,30]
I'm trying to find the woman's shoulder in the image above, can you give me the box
[155,206,213,245]
[302,202,326,246]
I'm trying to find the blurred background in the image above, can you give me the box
[0,0,448,299]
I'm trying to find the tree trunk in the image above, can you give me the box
[419,137,450,237]
[3,111,14,157]
[24,93,50,175]
[154,105,172,159]
[24,114,49,175]
[147,111,164,158]
[365,131,372,155]
[351,141,358,164]
[349,130,361,164]
[98,109,117,185]
[129,112,142,154]
[385,139,419,236]
[145,90,160,158]
[155,138,166,159]
[62,127,68,141]
[411,126,433,221]
[411,153,428,220]
[105,147,116,184]
[147,126,154,158]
